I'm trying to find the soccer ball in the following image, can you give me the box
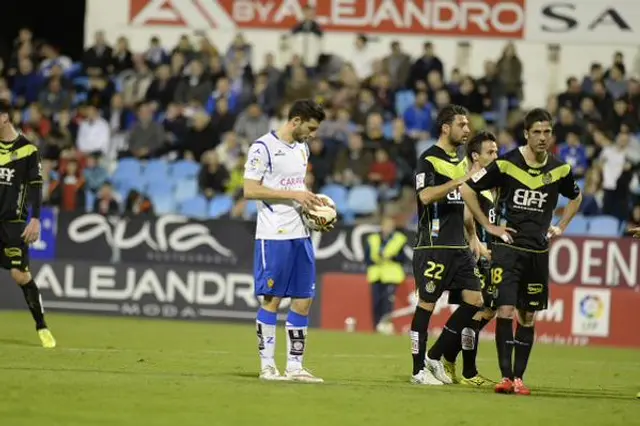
[302,194,337,231]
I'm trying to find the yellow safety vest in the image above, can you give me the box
[366,232,407,285]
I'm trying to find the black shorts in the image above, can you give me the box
[413,248,482,303]
[448,257,496,309]
[491,243,549,311]
[0,222,29,271]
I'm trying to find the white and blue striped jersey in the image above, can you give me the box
[243,131,310,240]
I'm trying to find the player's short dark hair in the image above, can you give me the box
[0,101,12,116]
[288,99,326,123]
[524,108,553,130]
[435,104,468,135]
[466,131,497,161]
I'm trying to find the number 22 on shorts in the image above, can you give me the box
[424,261,445,280]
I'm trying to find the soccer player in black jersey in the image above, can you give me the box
[443,131,499,386]
[409,105,485,385]
[0,102,56,348]
[461,109,582,395]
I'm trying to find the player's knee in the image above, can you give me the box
[497,305,516,319]
[261,296,281,311]
[516,309,535,326]
[462,290,484,307]
[11,269,31,285]
[417,300,435,312]
[290,298,312,316]
[483,309,497,321]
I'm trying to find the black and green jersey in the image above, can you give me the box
[414,145,468,248]
[0,135,42,221]
[477,190,496,245]
[467,147,580,250]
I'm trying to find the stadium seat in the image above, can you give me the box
[576,178,586,192]
[113,158,142,179]
[174,179,199,203]
[146,180,174,197]
[178,196,208,219]
[587,215,621,237]
[319,184,349,214]
[151,193,176,215]
[142,160,170,183]
[563,215,589,236]
[171,160,201,179]
[64,62,83,79]
[347,185,378,216]
[383,121,394,139]
[244,200,258,219]
[556,196,569,209]
[208,195,234,218]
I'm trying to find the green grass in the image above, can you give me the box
[0,311,638,426]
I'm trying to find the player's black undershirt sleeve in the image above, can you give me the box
[27,148,43,219]
[558,168,581,200]
[467,160,503,192]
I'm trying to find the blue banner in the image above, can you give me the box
[29,207,56,261]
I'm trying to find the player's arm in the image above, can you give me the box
[461,161,515,243]
[415,158,466,206]
[22,147,43,243]
[463,205,481,259]
[243,142,320,209]
[550,169,583,238]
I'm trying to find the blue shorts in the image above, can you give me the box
[254,238,316,299]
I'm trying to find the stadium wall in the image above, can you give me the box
[0,209,638,348]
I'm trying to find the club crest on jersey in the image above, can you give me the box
[425,281,436,293]
[542,173,553,185]
[267,278,274,289]
[10,151,17,160]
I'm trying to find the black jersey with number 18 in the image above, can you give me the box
[414,145,469,248]
[467,147,580,250]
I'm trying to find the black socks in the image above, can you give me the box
[428,302,480,361]
[495,317,515,379]
[410,306,432,375]
[20,280,47,330]
[513,324,535,379]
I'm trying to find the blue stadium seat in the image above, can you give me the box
[556,196,569,209]
[171,160,201,179]
[244,200,258,219]
[178,196,208,219]
[319,184,349,214]
[142,160,170,183]
[383,121,394,139]
[576,178,585,192]
[563,215,589,236]
[174,179,199,203]
[347,185,378,216]
[587,215,621,237]
[395,90,415,116]
[72,92,88,106]
[208,195,234,218]
[151,193,176,215]
[64,62,83,79]
[146,180,174,197]
[112,159,143,190]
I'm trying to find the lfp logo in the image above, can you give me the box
[571,288,611,338]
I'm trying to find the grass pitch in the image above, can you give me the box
[0,312,638,426]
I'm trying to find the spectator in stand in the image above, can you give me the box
[592,80,613,123]
[352,88,383,128]
[205,77,239,115]
[453,76,484,128]
[198,150,229,199]
[125,102,165,159]
[368,148,397,189]
[39,43,72,77]
[22,103,51,143]
[173,35,195,61]
[403,90,433,141]
[496,42,523,102]
[363,112,391,151]
[215,132,246,173]
[121,55,153,106]
[497,129,517,155]
[554,107,583,145]
[625,204,640,236]
[317,107,351,146]
[41,159,56,206]
[291,5,323,37]
[145,64,178,112]
[610,97,638,134]
[578,96,602,124]
[12,58,41,108]
[387,118,417,187]
[313,79,334,107]
[253,71,279,117]
[284,66,313,104]
[210,97,237,142]
[333,132,373,187]
[233,102,269,145]
[49,158,86,212]
[408,42,443,91]
[606,65,627,100]
[626,77,640,115]
[225,34,252,70]
[606,52,626,78]
[38,77,71,116]
[580,168,603,216]
[105,93,135,134]
[44,109,77,160]
[110,36,134,75]
[225,154,246,200]
[174,59,212,106]
[84,31,113,76]
[477,60,504,112]
[162,102,188,146]
[77,103,110,155]
[208,54,226,89]
[181,110,218,162]
[599,132,634,220]
[308,137,333,188]
[83,153,109,194]
[124,190,154,216]
[383,41,411,90]
[144,36,169,69]
[558,132,588,178]
[350,34,375,80]
[557,77,584,111]
[94,181,120,215]
[581,63,604,94]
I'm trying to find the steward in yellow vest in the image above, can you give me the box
[364,216,408,331]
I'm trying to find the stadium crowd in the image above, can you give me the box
[1,18,639,236]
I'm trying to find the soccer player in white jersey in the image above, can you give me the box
[243,99,328,383]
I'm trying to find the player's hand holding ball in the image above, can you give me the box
[302,194,338,233]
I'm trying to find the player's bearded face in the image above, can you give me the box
[525,121,553,154]
[448,115,470,146]
[292,118,319,143]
